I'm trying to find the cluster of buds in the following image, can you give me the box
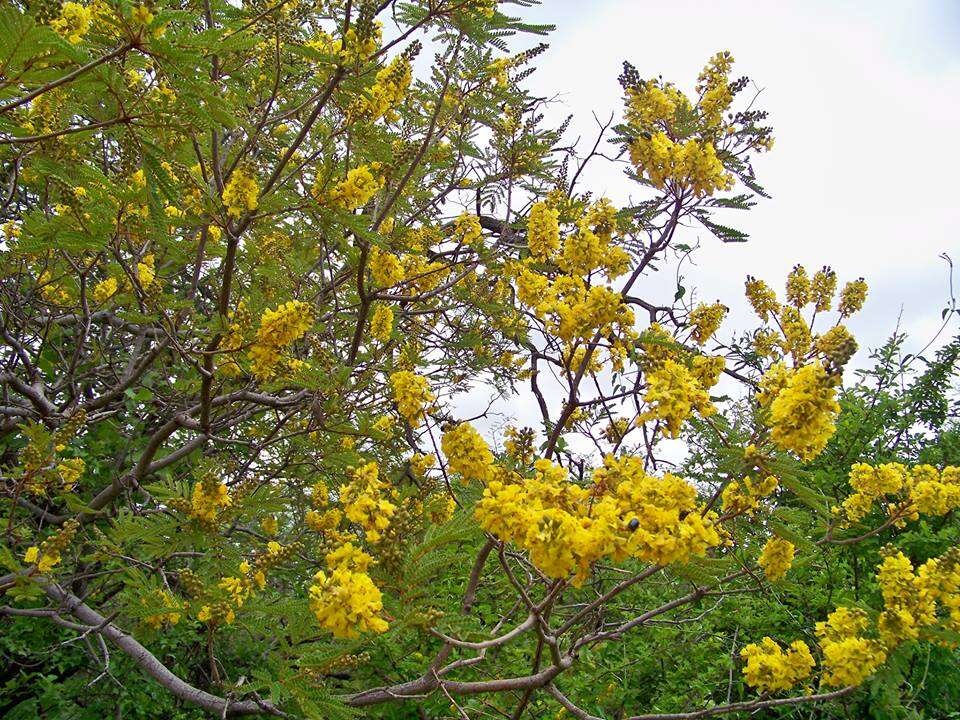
[178,568,204,598]
[18,411,86,495]
[197,600,237,627]
[307,651,372,679]
[24,519,79,573]
[258,540,301,572]
[816,326,859,377]
[375,501,422,570]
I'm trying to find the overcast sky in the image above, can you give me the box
[513,0,960,359]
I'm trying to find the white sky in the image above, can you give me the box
[453,0,960,453]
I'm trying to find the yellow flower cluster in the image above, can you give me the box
[143,589,183,629]
[190,478,232,525]
[409,453,435,478]
[839,278,868,317]
[513,266,635,349]
[923,548,960,633]
[696,51,735,129]
[815,607,886,687]
[744,276,779,322]
[876,549,937,645]
[840,463,960,523]
[51,2,92,44]
[810,265,838,311]
[721,474,778,515]
[56,457,84,492]
[218,558,267,610]
[785,264,810,307]
[687,302,727,345]
[758,361,839,461]
[441,422,494,482]
[222,168,259,219]
[641,359,716,438]
[758,536,795,582]
[745,548,960,694]
[308,543,389,638]
[739,637,814,693]
[23,520,78,574]
[503,425,535,464]
[402,252,449,294]
[137,254,156,289]
[744,267,865,372]
[453,212,483,248]
[328,164,383,210]
[306,23,382,64]
[476,455,721,584]
[339,462,396,543]
[369,246,405,287]
[350,55,411,122]
[131,4,154,27]
[527,201,560,260]
[558,209,629,280]
[248,300,313,379]
[92,276,118,303]
[389,370,434,427]
[629,133,733,197]
[369,303,394,342]
[625,78,687,128]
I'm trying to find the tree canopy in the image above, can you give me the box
[0,1,958,718]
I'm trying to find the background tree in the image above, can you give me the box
[0,1,957,718]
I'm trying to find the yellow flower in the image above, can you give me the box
[815,607,886,687]
[758,537,795,582]
[785,264,811,307]
[190,479,231,525]
[527,202,560,260]
[740,637,814,693]
[248,301,313,379]
[839,278,868,317]
[369,246,405,288]
[51,2,92,44]
[759,361,839,461]
[641,359,716,437]
[92,277,118,303]
[369,304,394,342]
[137,254,156,289]
[131,5,154,26]
[327,164,383,210]
[37,550,61,573]
[628,133,732,197]
[338,462,396,542]
[687,302,727,345]
[441,422,494,482]
[876,548,938,646]
[349,55,412,121]
[721,475,778,515]
[812,266,838,311]
[130,169,146,189]
[389,370,434,427]
[476,454,722,585]
[309,565,389,638]
[744,275,779,322]
[453,212,483,248]
[222,168,259,218]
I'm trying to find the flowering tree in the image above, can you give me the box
[1,1,958,718]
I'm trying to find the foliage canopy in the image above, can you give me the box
[0,1,958,718]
